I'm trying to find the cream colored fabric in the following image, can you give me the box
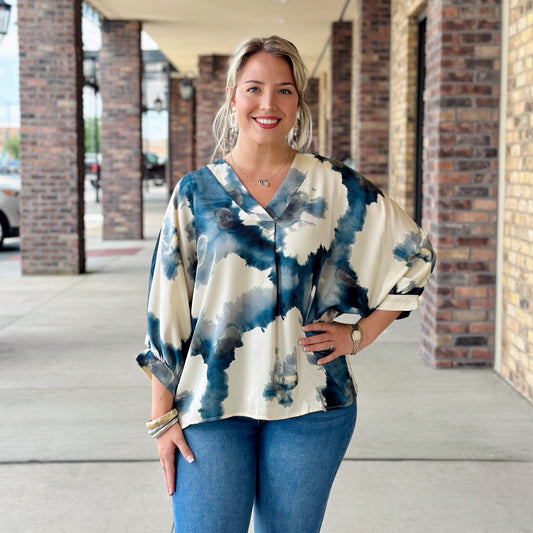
[137,154,435,429]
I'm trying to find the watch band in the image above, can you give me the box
[351,324,362,355]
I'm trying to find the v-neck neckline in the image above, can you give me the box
[208,153,309,220]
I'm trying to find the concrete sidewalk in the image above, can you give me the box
[1,185,532,533]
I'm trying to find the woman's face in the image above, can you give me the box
[230,52,299,149]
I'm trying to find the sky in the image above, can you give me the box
[0,0,163,137]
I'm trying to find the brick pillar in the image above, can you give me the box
[387,1,420,217]
[328,21,352,162]
[353,0,391,191]
[421,0,501,367]
[196,55,229,165]
[18,0,85,274]
[99,20,143,240]
[169,76,196,189]
[305,78,320,153]
[500,0,533,399]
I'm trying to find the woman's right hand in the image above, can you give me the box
[157,422,195,497]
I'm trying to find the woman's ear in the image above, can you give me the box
[226,86,234,106]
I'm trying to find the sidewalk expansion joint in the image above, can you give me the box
[343,457,533,463]
[1,458,532,466]
[0,459,160,466]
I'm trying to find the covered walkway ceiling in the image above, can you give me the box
[86,0,352,76]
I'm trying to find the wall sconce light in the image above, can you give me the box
[142,96,166,114]
[180,78,194,101]
[153,95,164,113]
[0,0,12,45]
[83,55,99,90]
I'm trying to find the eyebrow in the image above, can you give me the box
[242,80,296,87]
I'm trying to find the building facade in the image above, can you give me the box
[387,0,531,401]
[16,0,532,401]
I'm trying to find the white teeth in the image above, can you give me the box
[255,118,278,125]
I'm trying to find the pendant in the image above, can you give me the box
[258,179,270,187]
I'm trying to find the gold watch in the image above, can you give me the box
[351,324,362,355]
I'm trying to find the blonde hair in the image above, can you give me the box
[212,35,313,159]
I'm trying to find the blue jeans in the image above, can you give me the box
[172,402,357,533]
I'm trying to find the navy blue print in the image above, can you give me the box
[176,390,194,415]
[136,154,435,429]
[264,348,298,406]
[160,216,181,281]
[195,287,276,419]
[393,230,434,266]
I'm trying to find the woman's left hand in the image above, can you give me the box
[299,322,353,365]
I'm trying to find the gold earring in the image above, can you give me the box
[291,110,301,145]
[230,107,238,135]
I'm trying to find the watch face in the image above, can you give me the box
[351,327,362,355]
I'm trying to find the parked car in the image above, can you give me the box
[0,174,20,248]
[143,152,166,186]
[0,159,20,175]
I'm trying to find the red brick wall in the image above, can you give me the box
[18,0,85,274]
[169,76,196,189]
[329,21,352,162]
[99,20,143,240]
[353,0,391,192]
[421,0,501,367]
[196,55,229,165]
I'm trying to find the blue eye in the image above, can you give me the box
[279,88,293,95]
[247,87,259,93]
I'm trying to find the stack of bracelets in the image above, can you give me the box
[146,408,179,438]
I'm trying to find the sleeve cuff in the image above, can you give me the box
[377,293,420,312]
[136,349,179,396]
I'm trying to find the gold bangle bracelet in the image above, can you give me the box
[148,417,179,438]
[146,408,178,431]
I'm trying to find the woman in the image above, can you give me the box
[137,35,435,533]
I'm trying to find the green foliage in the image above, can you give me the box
[3,133,19,159]
[84,117,101,153]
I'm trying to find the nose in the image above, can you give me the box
[260,89,277,110]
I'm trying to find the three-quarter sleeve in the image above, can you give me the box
[136,185,197,395]
[350,188,435,317]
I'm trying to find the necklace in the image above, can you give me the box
[229,151,292,188]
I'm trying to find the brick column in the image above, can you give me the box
[99,20,143,240]
[501,0,533,399]
[196,55,229,165]
[305,78,320,153]
[421,0,501,367]
[387,1,422,217]
[353,0,391,191]
[169,76,196,189]
[328,21,352,162]
[18,0,85,274]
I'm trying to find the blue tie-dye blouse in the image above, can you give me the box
[137,153,435,429]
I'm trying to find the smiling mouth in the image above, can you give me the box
[253,117,281,128]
